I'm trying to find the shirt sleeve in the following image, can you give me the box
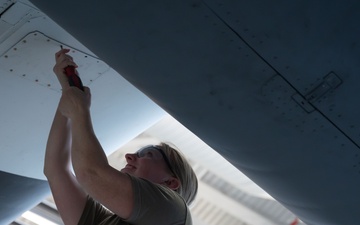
[124,175,188,225]
[78,195,113,225]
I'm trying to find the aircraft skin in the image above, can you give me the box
[1,0,360,224]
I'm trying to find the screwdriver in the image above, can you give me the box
[61,45,84,91]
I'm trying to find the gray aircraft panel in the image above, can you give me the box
[204,0,360,148]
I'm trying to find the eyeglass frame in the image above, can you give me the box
[136,145,177,177]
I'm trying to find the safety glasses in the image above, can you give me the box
[136,145,176,177]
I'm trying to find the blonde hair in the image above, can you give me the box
[156,142,198,205]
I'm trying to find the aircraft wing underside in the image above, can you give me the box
[1,0,360,224]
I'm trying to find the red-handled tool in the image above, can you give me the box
[61,46,84,91]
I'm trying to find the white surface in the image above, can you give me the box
[0,3,165,180]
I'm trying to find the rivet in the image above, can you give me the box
[10,69,13,72]
[23,40,27,43]
[47,84,51,87]
[4,55,8,58]
[22,74,26,77]
[35,79,39,82]
[13,48,17,51]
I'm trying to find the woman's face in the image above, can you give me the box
[120,147,173,185]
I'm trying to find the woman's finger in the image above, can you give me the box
[55,48,70,60]
[57,54,74,65]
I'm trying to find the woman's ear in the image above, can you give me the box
[164,177,181,191]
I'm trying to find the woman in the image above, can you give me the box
[44,49,198,225]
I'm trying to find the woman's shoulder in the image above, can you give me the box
[126,174,190,224]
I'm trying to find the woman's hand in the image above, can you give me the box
[53,49,79,90]
[58,87,91,120]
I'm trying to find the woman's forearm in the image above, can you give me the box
[44,108,72,177]
[70,109,109,181]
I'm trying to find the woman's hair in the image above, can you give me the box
[156,142,198,205]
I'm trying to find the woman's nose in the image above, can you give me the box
[125,153,137,161]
